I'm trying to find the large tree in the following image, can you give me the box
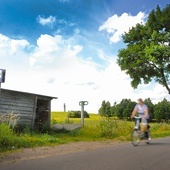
[144,98,154,120]
[98,100,112,117]
[154,98,170,122]
[117,5,170,94]
[115,99,135,119]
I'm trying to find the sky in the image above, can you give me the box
[0,0,170,113]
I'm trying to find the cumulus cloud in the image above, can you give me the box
[37,15,56,28]
[1,32,170,113]
[0,34,29,56]
[99,12,147,43]
[29,34,83,69]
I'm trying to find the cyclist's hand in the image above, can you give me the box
[131,115,134,119]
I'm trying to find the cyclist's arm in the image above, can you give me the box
[143,107,149,118]
[131,108,137,118]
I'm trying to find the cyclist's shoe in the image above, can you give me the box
[145,140,149,144]
[134,126,138,130]
[146,138,151,144]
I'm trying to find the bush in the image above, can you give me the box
[67,111,90,118]
[98,117,116,138]
[0,123,16,150]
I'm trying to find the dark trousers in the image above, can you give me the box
[144,119,150,139]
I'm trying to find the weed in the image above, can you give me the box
[1,112,170,153]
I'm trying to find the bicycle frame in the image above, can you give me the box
[134,116,142,130]
[131,116,150,146]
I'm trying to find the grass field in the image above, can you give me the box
[51,112,100,125]
[1,112,170,153]
[51,112,170,141]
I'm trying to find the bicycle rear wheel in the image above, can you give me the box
[131,130,140,146]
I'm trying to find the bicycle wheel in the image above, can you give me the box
[131,130,140,146]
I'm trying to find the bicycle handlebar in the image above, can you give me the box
[133,116,142,119]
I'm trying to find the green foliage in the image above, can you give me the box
[144,98,154,120]
[154,98,170,122]
[98,117,115,138]
[0,123,62,152]
[65,118,74,124]
[115,99,135,119]
[2,112,170,153]
[98,100,112,117]
[0,123,16,150]
[117,4,170,94]
[98,98,170,123]
[67,111,90,118]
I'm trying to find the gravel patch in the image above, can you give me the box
[0,141,123,164]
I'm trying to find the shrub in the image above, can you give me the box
[0,123,16,150]
[67,111,90,118]
[98,117,116,138]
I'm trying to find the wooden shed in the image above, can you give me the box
[0,88,57,130]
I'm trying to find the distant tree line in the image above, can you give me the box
[98,98,170,122]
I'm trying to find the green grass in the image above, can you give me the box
[51,112,100,124]
[51,112,170,141]
[1,112,170,153]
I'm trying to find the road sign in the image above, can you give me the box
[79,101,89,127]
[0,69,6,83]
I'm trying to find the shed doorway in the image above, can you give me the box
[35,99,50,131]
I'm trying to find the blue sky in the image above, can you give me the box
[0,0,170,113]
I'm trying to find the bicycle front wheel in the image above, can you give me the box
[131,130,140,146]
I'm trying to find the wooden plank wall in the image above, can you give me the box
[0,89,35,127]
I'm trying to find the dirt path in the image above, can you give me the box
[0,141,123,164]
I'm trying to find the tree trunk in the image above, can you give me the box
[160,69,170,95]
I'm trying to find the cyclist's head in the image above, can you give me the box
[137,98,143,105]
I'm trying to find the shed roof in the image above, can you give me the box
[1,88,58,100]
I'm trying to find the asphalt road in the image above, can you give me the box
[1,137,170,170]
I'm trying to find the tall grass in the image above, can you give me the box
[51,112,170,141]
[1,112,170,153]
[0,123,63,152]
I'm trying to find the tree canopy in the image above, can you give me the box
[98,100,112,117]
[98,98,170,122]
[117,5,170,94]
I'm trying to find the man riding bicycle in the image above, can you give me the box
[131,98,151,143]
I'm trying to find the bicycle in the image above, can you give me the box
[131,116,151,146]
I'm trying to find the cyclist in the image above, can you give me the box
[131,98,151,143]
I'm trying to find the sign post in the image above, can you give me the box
[79,101,88,127]
[0,69,6,95]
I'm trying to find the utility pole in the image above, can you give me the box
[64,103,66,112]
[79,101,88,127]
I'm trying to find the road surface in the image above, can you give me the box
[1,137,170,170]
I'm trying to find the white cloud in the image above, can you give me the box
[138,84,170,104]
[29,34,83,69]
[37,15,56,28]
[99,12,147,43]
[1,33,170,113]
[0,34,29,57]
